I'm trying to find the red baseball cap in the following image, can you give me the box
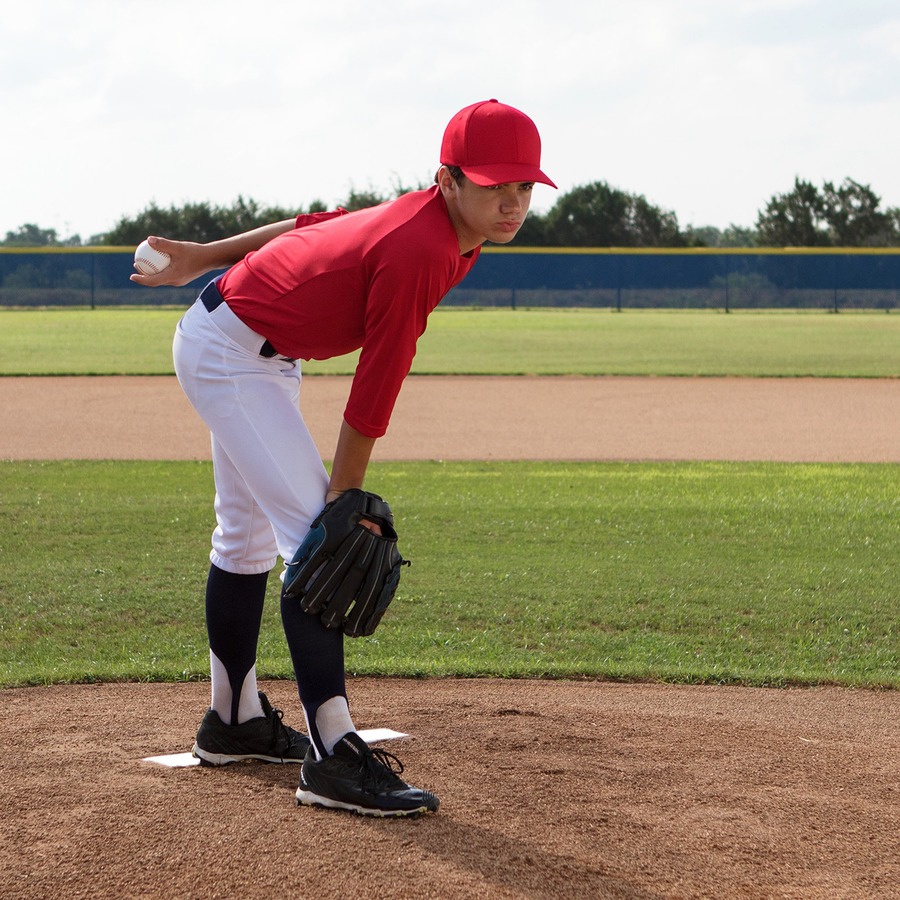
[440,99,557,189]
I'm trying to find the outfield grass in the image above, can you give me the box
[1,460,896,689]
[0,307,898,377]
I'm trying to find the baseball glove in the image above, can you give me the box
[282,489,409,637]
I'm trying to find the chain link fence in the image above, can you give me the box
[1,246,897,310]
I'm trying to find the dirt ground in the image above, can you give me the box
[2,375,898,900]
[2,374,899,462]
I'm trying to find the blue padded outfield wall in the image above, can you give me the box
[0,246,897,310]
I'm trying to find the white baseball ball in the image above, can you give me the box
[134,239,171,275]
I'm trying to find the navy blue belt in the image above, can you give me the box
[199,280,281,359]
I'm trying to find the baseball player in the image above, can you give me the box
[133,99,555,816]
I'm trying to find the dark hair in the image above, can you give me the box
[434,165,465,184]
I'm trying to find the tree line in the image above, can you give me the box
[4,177,900,249]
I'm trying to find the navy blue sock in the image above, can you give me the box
[280,588,347,756]
[205,564,268,725]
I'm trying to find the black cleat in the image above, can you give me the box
[296,731,439,818]
[192,692,311,765]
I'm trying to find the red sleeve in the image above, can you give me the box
[294,209,348,229]
[342,250,451,438]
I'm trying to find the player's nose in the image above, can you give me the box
[499,189,522,213]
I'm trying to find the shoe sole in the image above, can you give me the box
[294,788,433,818]
[192,742,304,766]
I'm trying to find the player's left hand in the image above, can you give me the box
[326,489,383,535]
[283,489,408,637]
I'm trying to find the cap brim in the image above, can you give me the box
[460,163,557,189]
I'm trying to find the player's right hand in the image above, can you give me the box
[130,236,212,287]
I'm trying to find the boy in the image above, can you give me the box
[133,99,555,816]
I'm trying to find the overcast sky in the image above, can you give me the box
[3,0,898,241]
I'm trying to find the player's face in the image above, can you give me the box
[441,172,534,253]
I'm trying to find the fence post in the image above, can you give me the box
[724,254,730,314]
[615,254,622,312]
[832,256,839,313]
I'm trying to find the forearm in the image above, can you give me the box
[199,219,298,269]
[327,420,378,502]
[130,218,297,287]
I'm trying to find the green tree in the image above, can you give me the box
[889,208,900,242]
[96,196,325,245]
[340,175,430,212]
[756,177,899,247]
[539,182,689,247]
[821,179,896,246]
[756,178,828,246]
[1,224,82,246]
[340,187,391,212]
[683,224,758,247]
[514,210,549,245]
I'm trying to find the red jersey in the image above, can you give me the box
[219,186,479,438]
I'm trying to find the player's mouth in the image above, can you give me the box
[496,220,521,233]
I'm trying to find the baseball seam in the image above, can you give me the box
[135,248,170,275]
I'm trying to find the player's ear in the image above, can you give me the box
[436,165,459,198]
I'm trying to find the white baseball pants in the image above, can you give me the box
[173,295,330,576]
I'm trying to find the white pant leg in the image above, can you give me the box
[174,299,329,575]
[208,434,280,573]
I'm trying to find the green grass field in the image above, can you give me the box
[0,308,896,690]
[1,460,896,689]
[0,307,898,376]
